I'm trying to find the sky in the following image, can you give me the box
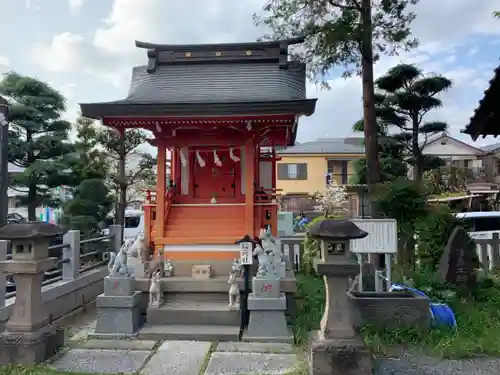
[1,0,500,150]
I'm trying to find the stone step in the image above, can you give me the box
[137,324,241,342]
[135,276,244,293]
[147,300,241,326]
[163,292,229,302]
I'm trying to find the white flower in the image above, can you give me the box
[314,179,348,216]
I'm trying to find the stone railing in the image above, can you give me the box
[0,225,122,331]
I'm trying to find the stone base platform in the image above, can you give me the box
[308,330,372,375]
[0,325,65,365]
[50,339,299,375]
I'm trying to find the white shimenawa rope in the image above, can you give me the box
[213,150,222,167]
[196,150,206,167]
[229,147,240,162]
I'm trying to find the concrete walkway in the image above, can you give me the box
[49,340,300,375]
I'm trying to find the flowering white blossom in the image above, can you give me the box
[313,179,348,217]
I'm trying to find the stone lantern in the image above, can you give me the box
[0,222,66,365]
[307,219,372,375]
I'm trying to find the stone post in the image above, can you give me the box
[62,230,80,280]
[307,220,372,375]
[243,229,292,343]
[109,225,123,253]
[0,240,6,308]
[91,235,141,338]
[0,222,66,365]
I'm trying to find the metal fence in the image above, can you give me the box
[1,225,121,303]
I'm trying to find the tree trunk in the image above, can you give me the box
[28,180,36,222]
[116,130,126,243]
[360,0,381,192]
[361,0,383,269]
[412,115,423,182]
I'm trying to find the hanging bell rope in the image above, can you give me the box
[229,147,240,162]
[213,150,222,167]
[196,150,206,167]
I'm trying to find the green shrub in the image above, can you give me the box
[414,205,462,273]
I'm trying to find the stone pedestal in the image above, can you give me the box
[308,248,372,374]
[308,331,372,375]
[93,275,141,337]
[243,276,292,343]
[0,222,67,365]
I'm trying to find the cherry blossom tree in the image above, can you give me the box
[313,179,348,218]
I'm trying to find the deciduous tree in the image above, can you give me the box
[97,128,155,227]
[254,0,420,192]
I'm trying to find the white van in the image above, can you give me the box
[103,209,145,241]
[455,211,500,240]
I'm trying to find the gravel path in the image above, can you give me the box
[374,349,500,375]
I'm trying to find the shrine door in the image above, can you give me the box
[193,149,238,199]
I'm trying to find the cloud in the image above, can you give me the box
[68,0,84,12]
[0,55,9,75]
[30,0,500,145]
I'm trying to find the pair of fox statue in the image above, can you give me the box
[106,228,284,309]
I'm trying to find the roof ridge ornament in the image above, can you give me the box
[136,37,305,73]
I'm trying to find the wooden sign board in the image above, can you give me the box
[192,265,212,279]
[239,242,253,265]
[349,219,397,254]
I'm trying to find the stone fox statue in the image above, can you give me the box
[108,240,132,276]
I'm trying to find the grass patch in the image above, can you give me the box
[294,272,500,359]
[363,275,500,358]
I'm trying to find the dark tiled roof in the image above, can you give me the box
[125,62,306,103]
[80,38,315,119]
[277,138,365,154]
[463,63,500,140]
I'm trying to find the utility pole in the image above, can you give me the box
[0,96,9,227]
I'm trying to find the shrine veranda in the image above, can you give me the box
[79,38,317,341]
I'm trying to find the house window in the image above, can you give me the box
[287,164,298,179]
[326,160,349,185]
[277,163,307,180]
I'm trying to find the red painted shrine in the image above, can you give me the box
[80,38,316,262]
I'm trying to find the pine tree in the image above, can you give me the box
[61,117,112,235]
[0,72,75,220]
[372,64,451,181]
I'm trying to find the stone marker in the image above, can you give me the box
[192,264,212,279]
[437,226,477,289]
[307,219,372,375]
[0,222,66,365]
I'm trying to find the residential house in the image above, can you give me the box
[418,133,489,184]
[275,137,367,217]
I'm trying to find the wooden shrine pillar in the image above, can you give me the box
[155,139,167,242]
[244,138,255,236]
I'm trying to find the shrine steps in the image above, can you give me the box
[137,324,240,342]
[139,290,241,342]
[163,205,246,243]
[147,299,241,326]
